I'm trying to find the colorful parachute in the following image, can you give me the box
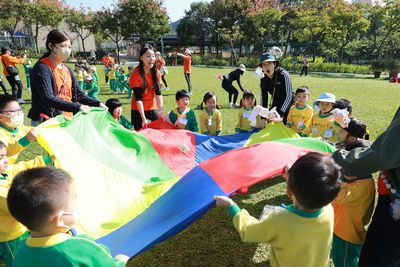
[35,109,334,257]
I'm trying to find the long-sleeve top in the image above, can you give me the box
[28,59,100,121]
[286,104,314,134]
[223,69,244,91]
[228,203,334,267]
[304,112,341,143]
[1,54,25,76]
[199,109,222,135]
[260,67,294,116]
[0,123,32,164]
[235,108,260,133]
[169,107,198,132]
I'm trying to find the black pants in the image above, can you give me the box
[358,195,400,267]
[0,78,7,94]
[300,66,308,76]
[184,73,192,93]
[6,75,23,98]
[222,79,239,104]
[131,109,159,131]
[162,74,168,88]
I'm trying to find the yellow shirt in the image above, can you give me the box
[0,123,31,164]
[232,204,334,267]
[305,112,340,143]
[0,156,49,242]
[108,67,117,80]
[333,177,375,244]
[286,104,313,133]
[235,108,260,132]
[199,109,222,135]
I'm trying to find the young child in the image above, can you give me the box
[105,98,135,131]
[235,90,261,133]
[331,118,375,267]
[0,95,37,164]
[199,92,222,135]
[83,74,99,100]
[74,64,85,90]
[215,152,340,267]
[127,66,134,100]
[0,141,53,267]
[168,89,198,132]
[117,68,129,95]
[7,167,128,267]
[286,86,313,135]
[22,60,32,90]
[304,92,340,143]
[88,66,100,95]
[108,64,118,94]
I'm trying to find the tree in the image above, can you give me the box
[118,0,170,43]
[65,6,96,56]
[327,1,369,64]
[176,2,212,54]
[0,0,28,45]
[22,0,63,53]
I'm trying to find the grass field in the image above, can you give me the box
[10,63,400,266]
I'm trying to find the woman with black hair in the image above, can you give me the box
[129,44,163,130]
[28,29,107,126]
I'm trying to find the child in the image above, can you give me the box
[127,66,134,100]
[155,52,169,91]
[331,118,375,267]
[286,86,313,135]
[0,95,37,164]
[22,60,32,90]
[74,64,85,90]
[108,64,118,94]
[7,167,128,266]
[215,152,340,267]
[83,74,99,100]
[235,90,261,133]
[105,98,135,131]
[168,89,198,132]
[89,66,100,95]
[117,68,129,95]
[0,141,53,267]
[199,92,222,135]
[304,92,340,143]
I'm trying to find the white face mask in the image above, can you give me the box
[54,45,71,60]
[3,112,24,128]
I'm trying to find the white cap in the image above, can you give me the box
[184,48,192,55]
[85,74,93,81]
[315,92,336,103]
[238,64,246,72]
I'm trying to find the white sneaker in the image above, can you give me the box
[232,103,239,108]
[165,87,169,91]
[228,102,233,108]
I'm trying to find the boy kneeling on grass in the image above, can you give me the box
[7,167,128,267]
[215,152,341,267]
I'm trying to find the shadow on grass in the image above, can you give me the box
[304,72,380,80]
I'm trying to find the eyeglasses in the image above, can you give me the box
[0,108,23,115]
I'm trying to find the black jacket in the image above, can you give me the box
[28,60,100,120]
[260,66,294,116]
[223,69,244,91]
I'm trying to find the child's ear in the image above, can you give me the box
[52,211,64,228]
[286,184,293,199]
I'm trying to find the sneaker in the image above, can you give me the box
[18,99,27,104]
[228,102,233,108]
[232,103,239,108]
[165,87,169,91]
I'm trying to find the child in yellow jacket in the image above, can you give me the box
[199,92,222,135]
[286,86,313,135]
[0,141,53,267]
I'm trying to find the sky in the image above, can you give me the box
[64,0,212,22]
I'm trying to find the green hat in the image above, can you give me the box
[259,53,278,66]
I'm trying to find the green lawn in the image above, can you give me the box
[11,63,400,266]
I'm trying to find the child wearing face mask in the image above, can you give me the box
[0,95,37,164]
[7,167,128,267]
[0,141,54,267]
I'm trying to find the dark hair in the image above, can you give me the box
[288,152,340,210]
[0,94,18,111]
[333,99,352,114]
[1,47,9,55]
[138,44,161,94]
[105,98,122,116]
[7,167,73,231]
[175,89,190,101]
[295,86,310,95]
[200,91,219,110]
[240,89,257,108]
[0,140,5,150]
[344,118,367,139]
[39,29,71,60]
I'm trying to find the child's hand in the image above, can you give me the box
[214,196,234,207]
[115,254,130,263]
[26,128,38,142]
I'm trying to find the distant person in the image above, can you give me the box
[1,47,26,103]
[101,52,115,86]
[155,51,169,91]
[0,74,8,94]
[176,49,192,94]
[300,55,309,77]
[218,64,246,108]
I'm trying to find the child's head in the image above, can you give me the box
[27,60,32,65]
[0,141,9,172]
[339,118,367,144]
[84,74,93,83]
[105,98,123,119]
[7,167,77,233]
[175,90,190,110]
[287,152,340,210]
[202,92,217,111]
[0,94,24,128]
[155,51,161,60]
[333,99,352,117]
[315,92,335,114]
[241,90,256,109]
[119,68,125,74]
[294,86,310,107]
[128,66,134,73]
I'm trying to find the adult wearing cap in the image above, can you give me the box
[219,64,246,108]
[1,47,26,103]
[259,52,294,124]
[176,49,192,94]
[332,107,400,266]
[28,29,107,126]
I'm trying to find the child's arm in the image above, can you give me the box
[286,107,293,128]
[6,155,53,177]
[214,196,278,243]
[199,112,208,134]
[302,108,313,132]
[176,53,186,58]
[216,110,222,135]
[188,110,198,132]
